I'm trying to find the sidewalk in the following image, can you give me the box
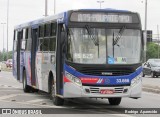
[142,76,160,94]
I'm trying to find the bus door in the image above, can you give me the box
[13,30,17,78]
[56,23,66,95]
[17,30,23,81]
[31,27,38,86]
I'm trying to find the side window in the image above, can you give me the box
[50,22,57,51]
[18,30,23,40]
[44,23,50,37]
[39,25,44,38]
[21,29,26,50]
[25,28,29,39]
[43,38,49,51]
[38,25,44,51]
[13,30,18,51]
[26,28,32,51]
[51,23,57,36]
[49,38,56,51]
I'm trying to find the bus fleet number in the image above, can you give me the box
[116,79,129,83]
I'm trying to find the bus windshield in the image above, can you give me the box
[67,28,141,64]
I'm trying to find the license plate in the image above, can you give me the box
[100,89,114,94]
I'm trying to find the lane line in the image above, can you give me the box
[0,94,18,100]
[26,99,48,103]
[0,99,64,108]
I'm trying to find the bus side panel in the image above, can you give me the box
[35,51,56,92]
[13,51,17,79]
[36,52,42,90]
[25,51,32,86]
[42,52,50,92]
[13,31,17,79]
[19,50,25,83]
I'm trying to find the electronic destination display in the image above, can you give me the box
[70,12,139,23]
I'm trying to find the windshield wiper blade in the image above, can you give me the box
[113,26,126,46]
[85,25,99,46]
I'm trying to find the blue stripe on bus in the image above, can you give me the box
[64,64,142,85]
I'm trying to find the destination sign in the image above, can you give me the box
[70,12,135,23]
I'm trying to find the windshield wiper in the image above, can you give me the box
[85,25,99,46]
[112,26,126,58]
[113,26,126,46]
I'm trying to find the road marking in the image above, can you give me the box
[0,99,64,108]
[0,94,18,100]
[0,84,21,89]
[26,99,48,103]
[143,92,160,97]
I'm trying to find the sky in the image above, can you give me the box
[0,0,160,51]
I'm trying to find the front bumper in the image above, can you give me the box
[63,79,142,98]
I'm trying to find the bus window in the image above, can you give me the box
[18,30,23,40]
[25,28,29,39]
[49,38,56,51]
[25,28,32,51]
[39,25,44,38]
[44,23,50,37]
[51,23,57,36]
[43,38,49,51]
[13,30,17,51]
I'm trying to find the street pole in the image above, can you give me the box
[6,0,9,60]
[45,0,48,17]
[158,25,160,58]
[97,1,104,9]
[54,0,56,14]
[144,0,148,62]
[1,23,6,61]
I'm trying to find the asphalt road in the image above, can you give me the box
[0,71,160,116]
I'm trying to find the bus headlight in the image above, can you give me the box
[131,73,142,87]
[65,72,82,86]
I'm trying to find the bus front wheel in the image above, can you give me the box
[108,98,121,105]
[50,78,64,106]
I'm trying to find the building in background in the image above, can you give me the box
[143,30,153,42]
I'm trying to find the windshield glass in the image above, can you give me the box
[66,28,141,64]
[151,62,160,67]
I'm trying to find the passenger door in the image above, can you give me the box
[31,28,38,86]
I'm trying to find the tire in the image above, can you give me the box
[108,98,121,105]
[151,72,155,78]
[49,77,64,106]
[142,72,145,77]
[23,70,31,92]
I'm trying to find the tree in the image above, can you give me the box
[0,51,12,61]
[146,42,160,60]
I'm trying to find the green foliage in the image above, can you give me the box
[146,42,160,60]
[0,51,12,61]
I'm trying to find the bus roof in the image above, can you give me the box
[78,8,130,13]
[14,8,134,29]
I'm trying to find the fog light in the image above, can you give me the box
[85,89,90,93]
[123,89,128,93]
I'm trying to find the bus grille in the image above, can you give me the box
[79,69,133,76]
[89,87,124,94]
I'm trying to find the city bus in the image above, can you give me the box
[13,9,143,106]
